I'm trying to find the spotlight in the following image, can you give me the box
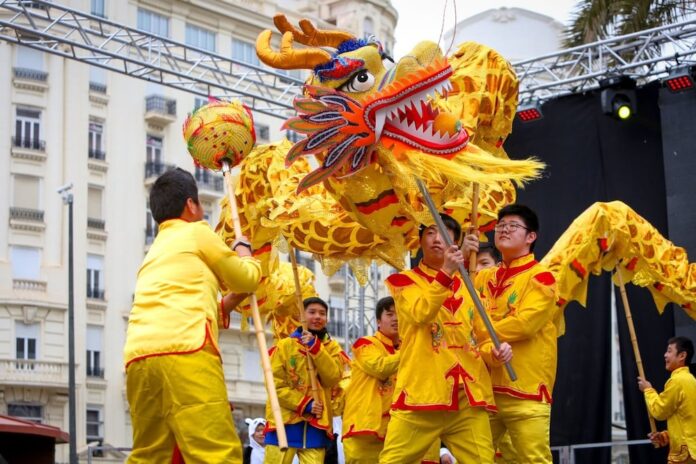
[516,99,543,123]
[662,65,695,93]
[600,76,636,121]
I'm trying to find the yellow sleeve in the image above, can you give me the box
[353,341,400,381]
[486,284,555,343]
[308,339,343,389]
[271,343,312,415]
[644,379,680,421]
[386,272,452,325]
[195,222,261,293]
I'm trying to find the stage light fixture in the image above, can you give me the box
[516,100,543,123]
[600,76,637,121]
[662,65,695,93]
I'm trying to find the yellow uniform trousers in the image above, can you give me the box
[126,343,242,464]
[379,394,494,464]
[264,445,325,464]
[343,428,441,463]
[495,431,519,463]
[490,394,551,464]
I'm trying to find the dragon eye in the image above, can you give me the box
[340,70,375,92]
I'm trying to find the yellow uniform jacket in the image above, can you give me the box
[385,263,496,412]
[342,330,400,440]
[645,366,696,462]
[266,331,350,436]
[124,219,261,366]
[474,253,559,403]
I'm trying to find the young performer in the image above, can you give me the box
[124,168,262,463]
[342,296,401,463]
[244,418,267,464]
[379,213,512,463]
[264,297,350,464]
[466,204,559,463]
[638,336,696,463]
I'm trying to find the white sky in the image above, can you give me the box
[391,0,578,57]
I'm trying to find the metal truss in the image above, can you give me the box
[514,18,696,102]
[0,0,303,119]
[342,263,380,350]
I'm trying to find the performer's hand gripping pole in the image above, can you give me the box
[416,178,517,381]
[614,267,658,443]
[288,247,322,404]
[222,160,288,450]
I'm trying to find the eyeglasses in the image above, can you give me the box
[494,222,529,233]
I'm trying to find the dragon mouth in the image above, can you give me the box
[365,61,469,154]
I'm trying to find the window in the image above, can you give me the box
[193,97,207,111]
[11,246,41,280]
[286,130,303,144]
[86,254,104,300]
[16,321,39,370]
[12,174,40,210]
[86,326,103,377]
[88,186,103,220]
[88,120,105,159]
[145,205,158,245]
[327,297,345,337]
[137,8,169,37]
[254,123,269,142]
[146,135,163,165]
[89,66,107,93]
[14,107,42,150]
[8,404,42,423]
[86,407,103,441]
[90,0,105,17]
[242,349,263,382]
[294,249,315,272]
[15,45,43,70]
[232,39,259,66]
[186,23,216,52]
[363,17,374,36]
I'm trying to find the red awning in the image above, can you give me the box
[0,415,69,443]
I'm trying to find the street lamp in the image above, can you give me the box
[58,182,77,464]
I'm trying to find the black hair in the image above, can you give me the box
[668,336,694,365]
[498,204,539,252]
[478,242,501,263]
[149,168,199,224]
[303,296,329,312]
[418,213,462,243]
[376,296,395,320]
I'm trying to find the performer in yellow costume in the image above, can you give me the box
[638,336,696,463]
[124,169,262,464]
[264,297,350,464]
[468,204,559,464]
[380,213,512,464]
[342,296,400,463]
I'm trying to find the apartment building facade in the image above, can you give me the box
[0,0,396,461]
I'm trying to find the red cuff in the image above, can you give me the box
[219,298,230,329]
[308,336,322,356]
[296,395,312,415]
[435,270,454,288]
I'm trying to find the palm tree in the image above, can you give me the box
[564,0,695,48]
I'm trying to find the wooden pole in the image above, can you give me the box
[468,183,480,275]
[222,161,288,450]
[415,178,517,381]
[288,246,322,403]
[614,268,658,441]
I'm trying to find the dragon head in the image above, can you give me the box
[257,15,470,191]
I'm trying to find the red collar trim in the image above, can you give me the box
[488,254,538,298]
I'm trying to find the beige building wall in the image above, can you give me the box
[0,0,396,462]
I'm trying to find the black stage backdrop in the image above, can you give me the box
[504,81,673,463]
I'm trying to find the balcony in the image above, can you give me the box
[0,359,68,390]
[12,67,48,92]
[9,207,45,233]
[144,161,176,184]
[144,95,177,126]
[11,136,46,162]
[87,218,105,230]
[88,148,106,160]
[89,82,107,94]
[87,217,107,241]
[89,81,109,105]
[87,288,105,301]
[195,171,224,199]
[13,279,47,292]
[87,366,105,378]
[328,268,346,293]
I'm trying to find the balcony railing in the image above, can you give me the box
[12,136,45,151]
[88,148,106,160]
[195,172,224,192]
[13,67,48,81]
[0,359,68,388]
[89,81,107,93]
[145,95,177,116]
[87,218,105,230]
[87,288,105,300]
[9,207,44,222]
[13,279,47,292]
[87,366,105,378]
[144,161,175,179]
